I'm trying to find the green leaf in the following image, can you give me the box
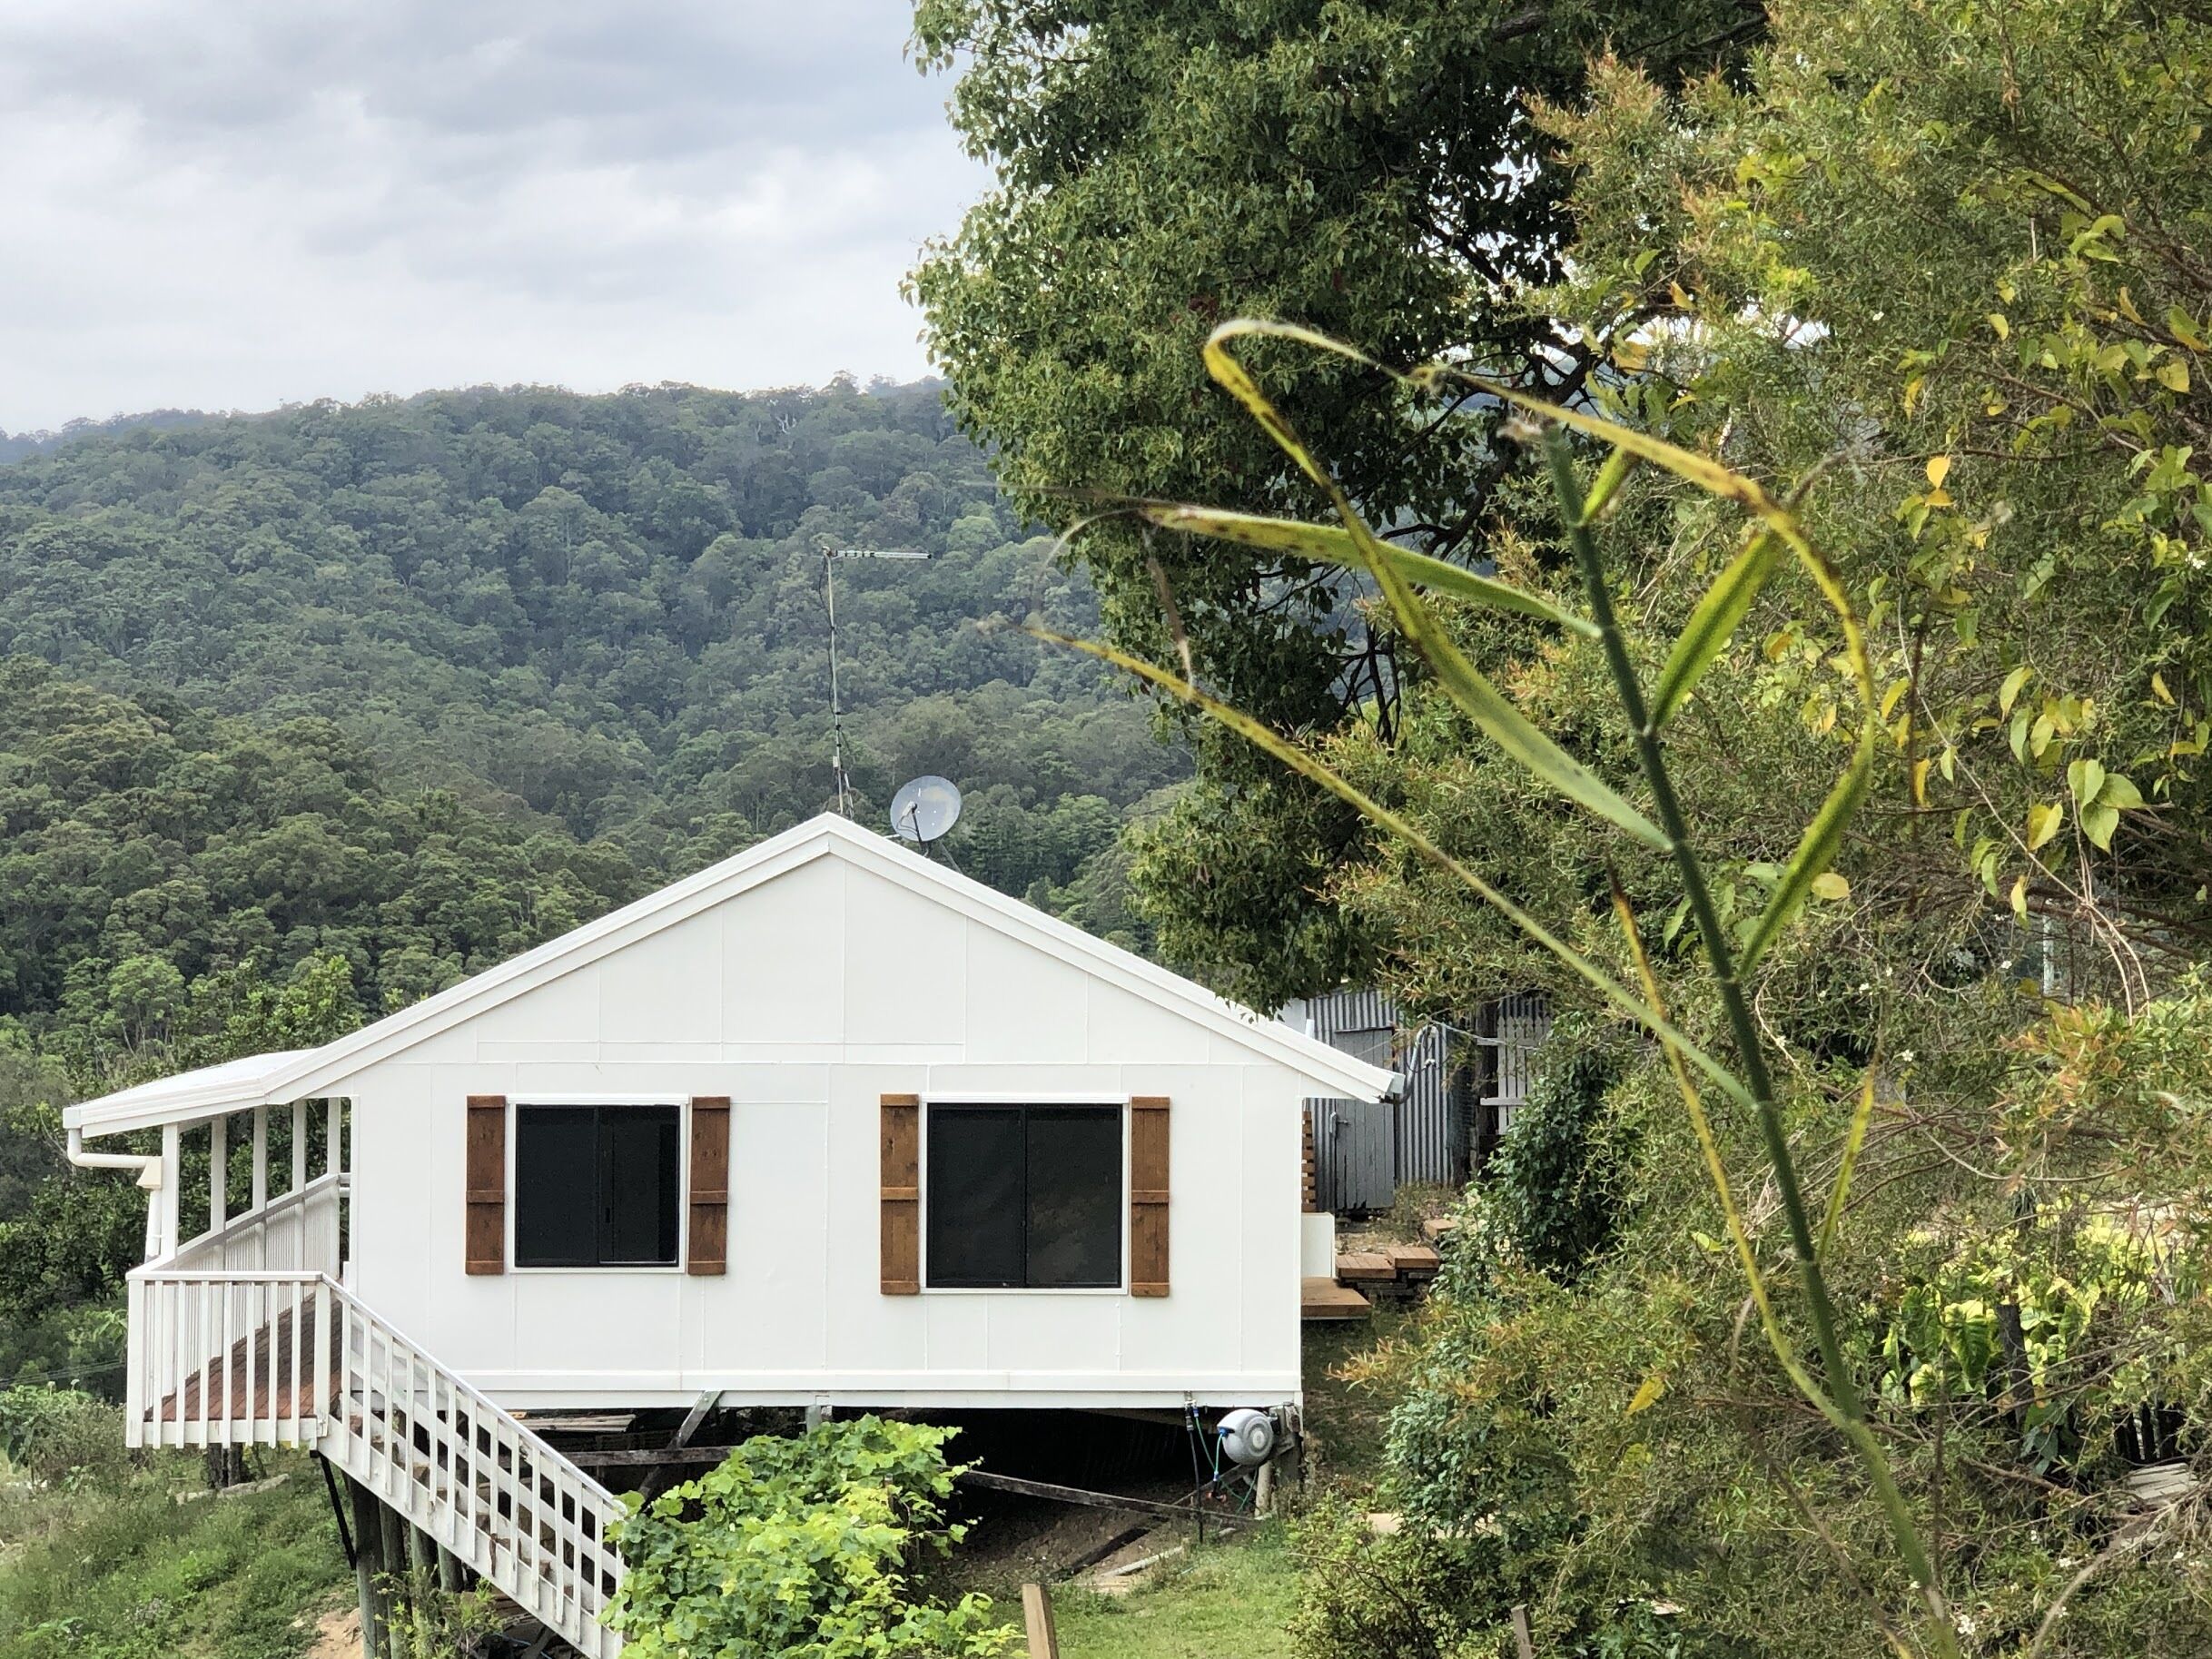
[1199,325,1669,851]
[2099,773,2145,810]
[1999,665,2033,716]
[1819,1071,1878,1260]
[2066,756,2106,806]
[2025,801,2064,852]
[1578,446,1638,524]
[1651,532,1786,729]
[1624,1371,1667,1416]
[1133,503,1599,636]
[1739,727,1875,972]
[2081,801,2120,850]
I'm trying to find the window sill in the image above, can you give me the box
[919,1286,1131,1297]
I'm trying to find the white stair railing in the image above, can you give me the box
[127,1268,626,1658]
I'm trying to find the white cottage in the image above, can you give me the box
[64,813,1390,1655]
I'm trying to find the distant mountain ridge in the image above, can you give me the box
[0,408,232,463]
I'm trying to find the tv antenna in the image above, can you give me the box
[820,544,926,816]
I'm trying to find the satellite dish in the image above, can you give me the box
[890,775,963,844]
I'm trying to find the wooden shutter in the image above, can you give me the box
[686,1097,730,1276]
[464,1096,507,1276]
[1130,1096,1170,1297]
[881,1094,921,1295]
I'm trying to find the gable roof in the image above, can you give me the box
[67,814,1397,1136]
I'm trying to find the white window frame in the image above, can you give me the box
[917,1092,1131,1296]
[506,1093,692,1276]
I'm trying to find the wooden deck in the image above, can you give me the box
[153,1300,341,1425]
[1301,1277,1371,1321]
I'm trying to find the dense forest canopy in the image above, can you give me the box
[0,378,1180,865]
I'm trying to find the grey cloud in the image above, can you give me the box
[0,0,981,430]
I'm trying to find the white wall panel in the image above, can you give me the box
[963,921,1087,1063]
[842,868,964,1046]
[600,913,724,1043]
[725,855,845,1045]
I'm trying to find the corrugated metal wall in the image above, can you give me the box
[1289,988,1550,1213]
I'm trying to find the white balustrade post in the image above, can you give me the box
[160,1124,182,1259]
[124,1277,145,1447]
[208,1115,227,1237]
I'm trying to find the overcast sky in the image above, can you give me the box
[0,0,989,432]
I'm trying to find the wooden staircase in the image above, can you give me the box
[1300,1240,1446,1321]
[132,1270,626,1656]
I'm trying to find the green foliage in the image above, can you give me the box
[606,1416,1016,1659]
[0,1450,348,1658]
[0,380,1180,894]
[913,0,1763,1005]
[0,1385,125,1484]
[1484,1013,1630,1278]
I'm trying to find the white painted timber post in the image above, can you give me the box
[209,1113,227,1235]
[291,1100,307,1193]
[327,1099,343,1178]
[250,1106,269,1270]
[160,1123,182,1259]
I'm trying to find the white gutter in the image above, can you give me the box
[66,1126,163,1190]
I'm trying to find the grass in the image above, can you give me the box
[0,1450,348,1659]
[1049,1524,1301,1659]
[1299,1309,1406,1489]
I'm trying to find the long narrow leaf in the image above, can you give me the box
[1652,532,1785,730]
[1820,1072,1879,1261]
[1607,884,1842,1416]
[1738,728,1875,973]
[1198,332,1671,852]
[1031,622,1754,1112]
[1136,502,1599,637]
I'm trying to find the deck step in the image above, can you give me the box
[1332,1250,1397,1282]
[1387,1244,1442,1277]
[1301,1277,1371,1321]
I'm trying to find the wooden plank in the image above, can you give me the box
[464,1096,507,1276]
[567,1443,736,1468]
[1387,1244,1442,1275]
[1060,1523,1151,1577]
[1420,1216,1459,1243]
[880,1095,921,1294]
[958,1468,1248,1526]
[1301,1277,1371,1321]
[1022,1583,1060,1659]
[686,1098,730,1276]
[1129,1097,1170,1296]
[1334,1250,1397,1281]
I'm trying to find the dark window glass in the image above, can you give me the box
[926,1104,1121,1289]
[925,1108,1025,1288]
[603,1110,681,1265]
[513,1105,680,1268]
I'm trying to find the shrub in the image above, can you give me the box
[0,1385,123,1483]
[606,1416,1017,1659]
[1485,1012,1630,1279]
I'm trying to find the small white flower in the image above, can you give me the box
[1898,1049,1917,1064]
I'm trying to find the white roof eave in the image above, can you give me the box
[66,816,1396,1139]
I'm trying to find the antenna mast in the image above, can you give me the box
[824,548,849,817]
[820,544,927,819]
